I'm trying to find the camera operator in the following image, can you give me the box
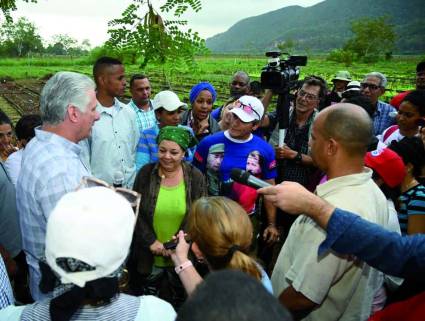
[269,76,325,187]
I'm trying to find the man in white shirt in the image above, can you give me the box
[271,103,390,320]
[81,57,139,188]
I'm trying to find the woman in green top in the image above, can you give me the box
[130,126,207,308]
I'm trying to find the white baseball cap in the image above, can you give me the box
[344,80,361,93]
[153,90,188,112]
[45,187,135,288]
[230,95,264,123]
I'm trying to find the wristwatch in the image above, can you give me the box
[294,152,302,164]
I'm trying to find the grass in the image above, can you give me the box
[0,54,419,103]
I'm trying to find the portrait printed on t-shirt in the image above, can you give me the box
[206,143,225,195]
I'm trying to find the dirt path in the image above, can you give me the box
[0,79,44,124]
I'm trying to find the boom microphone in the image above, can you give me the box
[230,168,271,190]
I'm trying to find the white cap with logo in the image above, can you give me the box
[45,187,135,287]
[230,95,264,123]
[153,90,188,112]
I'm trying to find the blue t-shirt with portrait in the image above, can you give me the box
[193,131,276,214]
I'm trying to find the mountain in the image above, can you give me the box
[206,0,425,54]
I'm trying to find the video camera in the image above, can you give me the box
[260,51,307,94]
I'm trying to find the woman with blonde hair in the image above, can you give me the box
[170,196,272,295]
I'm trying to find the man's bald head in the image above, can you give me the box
[318,103,373,156]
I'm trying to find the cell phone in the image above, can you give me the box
[163,240,178,250]
[163,236,191,250]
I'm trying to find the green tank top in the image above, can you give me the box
[153,180,186,267]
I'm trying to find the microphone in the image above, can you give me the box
[113,171,124,188]
[230,168,271,190]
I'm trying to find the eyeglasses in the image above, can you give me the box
[77,176,141,220]
[235,101,261,121]
[360,83,381,91]
[298,89,319,101]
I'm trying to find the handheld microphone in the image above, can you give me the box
[230,168,271,190]
[113,171,124,188]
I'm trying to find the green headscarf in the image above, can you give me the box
[157,126,198,151]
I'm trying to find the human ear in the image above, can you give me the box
[67,105,79,123]
[327,138,338,155]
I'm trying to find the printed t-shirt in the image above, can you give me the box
[193,131,276,214]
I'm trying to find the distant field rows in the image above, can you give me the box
[0,55,420,109]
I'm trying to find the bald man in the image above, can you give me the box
[271,104,390,321]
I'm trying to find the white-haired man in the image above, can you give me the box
[17,71,99,300]
[361,72,396,135]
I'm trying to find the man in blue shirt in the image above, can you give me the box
[128,74,156,132]
[17,72,99,300]
[194,95,279,244]
[361,72,397,135]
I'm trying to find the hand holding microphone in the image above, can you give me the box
[230,168,271,189]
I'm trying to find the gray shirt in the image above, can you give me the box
[0,162,22,258]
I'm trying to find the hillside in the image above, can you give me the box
[206,0,425,54]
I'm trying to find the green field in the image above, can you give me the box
[0,54,420,104]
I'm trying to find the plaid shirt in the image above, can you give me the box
[373,101,396,136]
[0,256,14,308]
[127,99,157,132]
[280,109,318,187]
[16,129,89,300]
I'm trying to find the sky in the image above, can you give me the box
[10,0,324,47]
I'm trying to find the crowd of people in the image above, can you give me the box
[0,56,424,321]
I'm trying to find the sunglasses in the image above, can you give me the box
[77,176,141,220]
[235,102,261,121]
[360,83,381,91]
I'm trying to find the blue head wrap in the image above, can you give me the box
[189,82,217,104]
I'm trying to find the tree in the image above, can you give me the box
[81,39,91,52]
[0,0,37,22]
[52,34,78,55]
[277,38,298,54]
[107,0,206,68]
[0,17,43,56]
[344,16,396,62]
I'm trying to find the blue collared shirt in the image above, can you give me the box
[80,99,140,188]
[373,100,396,136]
[127,99,157,132]
[319,208,425,278]
[17,128,89,300]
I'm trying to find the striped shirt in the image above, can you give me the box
[0,294,176,321]
[398,184,425,235]
[127,100,157,132]
[0,256,14,308]
[17,128,90,301]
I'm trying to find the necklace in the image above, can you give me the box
[158,167,180,180]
